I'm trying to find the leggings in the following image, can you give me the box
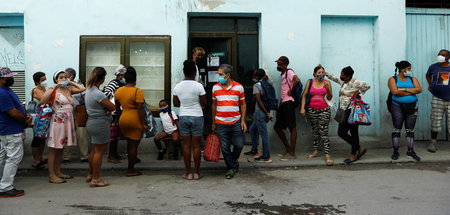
[307,108,331,154]
[338,114,360,155]
[390,103,417,151]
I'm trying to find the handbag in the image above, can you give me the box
[304,79,313,109]
[348,95,372,126]
[334,108,348,124]
[26,89,39,114]
[144,101,157,138]
[74,104,88,127]
[33,89,57,137]
[33,105,53,138]
[203,134,221,162]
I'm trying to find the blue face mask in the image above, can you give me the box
[58,81,69,88]
[160,106,169,113]
[218,76,227,85]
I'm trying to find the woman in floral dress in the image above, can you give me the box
[40,70,85,184]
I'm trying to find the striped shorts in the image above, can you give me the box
[431,96,450,133]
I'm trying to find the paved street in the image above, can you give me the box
[1,162,450,215]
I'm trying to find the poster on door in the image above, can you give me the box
[208,70,219,83]
[207,56,220,67]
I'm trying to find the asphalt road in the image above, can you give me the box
[1,162,450,215]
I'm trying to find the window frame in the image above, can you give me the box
[79,35,172,108]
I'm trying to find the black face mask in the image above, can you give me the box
[276,66,283,72]
[4,78,14,87]
[340,76,346,82]
[197,57,207,68]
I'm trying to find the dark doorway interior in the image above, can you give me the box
[188,15,259,135]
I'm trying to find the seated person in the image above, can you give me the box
[154,99,180,160]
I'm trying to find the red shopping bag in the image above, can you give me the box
[204,134,221,162]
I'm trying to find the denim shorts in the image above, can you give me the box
[179,116,204,137]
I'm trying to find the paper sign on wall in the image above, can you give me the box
[207,56,220,67]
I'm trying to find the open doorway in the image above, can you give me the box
[188,14,260,135]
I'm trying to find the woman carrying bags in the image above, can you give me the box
[325,66,370,164]
[300,65,334,166]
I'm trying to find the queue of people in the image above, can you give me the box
[0,48,449,197]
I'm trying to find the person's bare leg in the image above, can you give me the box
[182,136,192,174]
[47,148,60,181]
[274,127,290,154]
[92,144,108,180]
[289,128,297,155]
[192,136,202,174]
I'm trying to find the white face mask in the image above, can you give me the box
[40,80,48,88]
[404,70,413,77]
[120,79,126,84]
[437,55,447,63]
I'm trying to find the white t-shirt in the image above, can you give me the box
[173,80,206,117]
[160,110,178,134]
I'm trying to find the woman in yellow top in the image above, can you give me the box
[114,66,148,177]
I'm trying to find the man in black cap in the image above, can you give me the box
[273,56,300,160]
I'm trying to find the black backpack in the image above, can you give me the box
[386,75,413,112]
[259,80,278,111]
[285,69,303,108]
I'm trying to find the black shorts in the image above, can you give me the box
[274,101,296,129]
[31,136,46,147]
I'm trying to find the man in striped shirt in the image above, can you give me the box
[103,65,126,163]
[212,64,247,179]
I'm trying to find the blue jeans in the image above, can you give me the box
[215,122,244,170]
[249,110,270,158]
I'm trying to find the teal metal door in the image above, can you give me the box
[321,16,377,137]
[406,8,450,140]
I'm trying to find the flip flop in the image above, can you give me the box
[182,173,193,180]
[326,159,334,166]
[58,174,74,179]
[193,173,201,180]
[356,148,367,160]
[126,170,142,177]
[48,178,66,184]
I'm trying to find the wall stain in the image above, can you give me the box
[195,0,226,10]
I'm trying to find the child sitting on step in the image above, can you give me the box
[154,99,180,160]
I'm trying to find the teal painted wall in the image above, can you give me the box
[0,0,406,151]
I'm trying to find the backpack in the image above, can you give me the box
[285,69,303,108]
[386,75,413,112]
[258,80,278,110]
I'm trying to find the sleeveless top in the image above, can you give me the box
[309,80,329,110]
[392,77,417,104]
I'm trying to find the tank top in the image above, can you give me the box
[392,77,417,104]
[309,80,329,110]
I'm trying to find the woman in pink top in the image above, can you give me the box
[300,65,334,166]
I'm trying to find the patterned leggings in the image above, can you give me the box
[307,108,331,154]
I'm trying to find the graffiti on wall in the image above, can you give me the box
[0,28,25,71]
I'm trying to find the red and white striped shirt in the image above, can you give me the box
[212,81,245,125]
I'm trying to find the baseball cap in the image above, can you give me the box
[114,64,127,76]
[0,67,17,78]
[275,56,289,65]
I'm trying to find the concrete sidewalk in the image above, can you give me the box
[17,140,450,172]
